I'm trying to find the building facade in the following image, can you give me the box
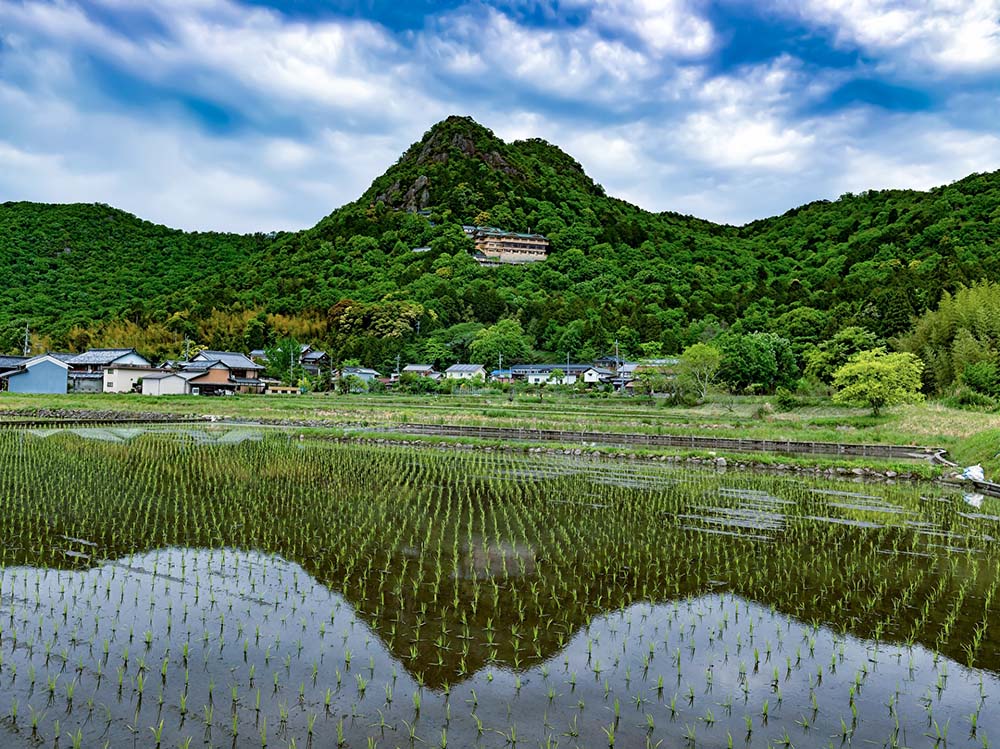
[463,225,549,265]
[1,355,70,394]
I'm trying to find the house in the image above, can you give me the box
[510,364,612,386]
[299,346,330,377]
[0,354,70,394]
[249,345,330,377]
[67,348,152,393]
[401,364,440,380]
[104,365,164,393]
[183,351,266,394]
[141,371,202,396]
[0,356,28,388]
[445,363,486,380]
[464,226,549,266]
[489,368,514,384]
[340,366,381,383]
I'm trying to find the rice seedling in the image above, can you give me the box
[0,429,998,747]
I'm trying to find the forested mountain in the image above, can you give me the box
[3,115,999,372]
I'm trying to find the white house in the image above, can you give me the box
[141,371,201,396]
[401,364,440,380]
[510,364,612,385]
[104,365,162,393]
[444,364,487,380]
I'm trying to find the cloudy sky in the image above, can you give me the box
[1,0,998,231]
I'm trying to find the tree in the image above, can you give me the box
[832,348,924,415]
[548,368,565,385]
[469,319,531,366]
[718,332,798,394]
[803,326,880,384]
[677,343,721,401]
[264,337,303,385]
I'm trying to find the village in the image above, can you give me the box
[0,345,673,396]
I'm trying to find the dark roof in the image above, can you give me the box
[511,364,611,375]
[0,356,27,370]
[192,351,263,370]
[342,366,381,376]
[68,348,143,366]
[301,350,327,361]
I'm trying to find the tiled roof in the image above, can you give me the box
[192,351,263,370]
[510,364,611,375]
[0,356,27,370]
[68,348,139,366]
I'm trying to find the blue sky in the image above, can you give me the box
[1,0,998,231]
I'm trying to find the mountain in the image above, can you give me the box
[3,115,1000,368]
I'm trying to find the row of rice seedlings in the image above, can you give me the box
[0,430,996,746]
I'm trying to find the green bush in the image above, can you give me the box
[961,361,1000,396]
[941,386,997,411]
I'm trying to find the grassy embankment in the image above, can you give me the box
[1,391,996,476]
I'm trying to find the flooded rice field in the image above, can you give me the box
[0,430,998,748]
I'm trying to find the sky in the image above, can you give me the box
[1,0,999,232]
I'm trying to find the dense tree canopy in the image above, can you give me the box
[5,116,1000,378]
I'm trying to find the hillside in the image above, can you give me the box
[3,115,999,370]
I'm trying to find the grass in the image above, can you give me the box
[1,391,995,475]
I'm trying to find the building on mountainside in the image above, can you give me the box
[462,225,549,265]
[66,348,152,393]
[509,364,612,386]
[0,354,70,394]
[444,364,487,380]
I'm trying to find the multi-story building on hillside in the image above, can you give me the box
[462,225,549,265]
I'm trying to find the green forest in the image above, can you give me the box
[4,116,1000,397]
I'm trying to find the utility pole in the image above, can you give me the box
[22,322,29,357]
[614,339,620,373]
[396,353,401,378]
[498,352,503,376]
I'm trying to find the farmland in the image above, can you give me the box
[0,429,998,747]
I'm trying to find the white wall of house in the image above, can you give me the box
[445,368,485,380]
[142,375,190,396]
[104,366,155,393]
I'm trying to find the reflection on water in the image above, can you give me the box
[28,425,264,444]
[0,549,996,748]
[0,433,998,746]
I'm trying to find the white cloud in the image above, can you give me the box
[0,0,998,233]
[781,0,1000,72]
[588,0,715,57]
[425,8,660,105]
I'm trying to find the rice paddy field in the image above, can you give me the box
[0,428,998,748]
